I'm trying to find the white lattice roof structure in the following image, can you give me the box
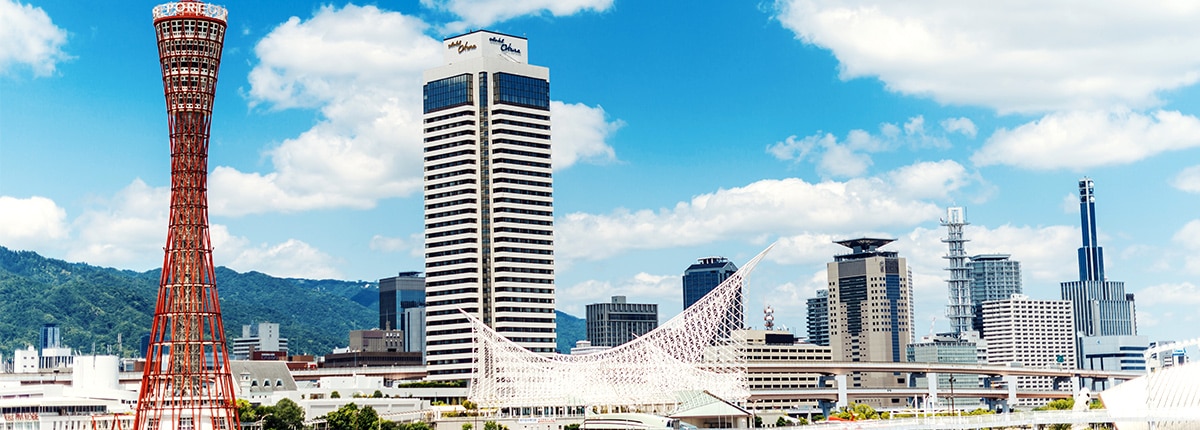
[466,246,775,409]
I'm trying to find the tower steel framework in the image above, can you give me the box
[943,207,973,335]
[135,3,239,430]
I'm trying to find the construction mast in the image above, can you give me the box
[943,207,973,336]
[135,2,240,430]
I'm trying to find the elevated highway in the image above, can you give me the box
[747,361,1140,380]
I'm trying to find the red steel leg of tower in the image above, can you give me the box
[136,4,239,430]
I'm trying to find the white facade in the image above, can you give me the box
[231,322,289,360]
[13,346,37,374]
[422,30,556,379]
[982,294,1076,404]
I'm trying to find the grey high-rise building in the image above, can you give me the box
[828,238,913,406]
[379,272,425,331]
[1060,178,1136,338]
[968,254,1022,333]
[586,296,658,347]
[422,31,556,379]
[805,289,829,346]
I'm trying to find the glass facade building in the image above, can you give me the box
[967,254,1022,333]
[683,257,738,310]
[379,272,426,334]
[422,31,556,379]
[805,289,829,346]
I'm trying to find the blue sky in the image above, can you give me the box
[3,0,1200,346]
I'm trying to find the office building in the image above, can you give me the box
[379,272,425,336]
[1079,335,1148,390]
[982,295,1076,405]
[683,257,739,310]
[968,254,1022,333]
[422,30,556,378]
[805,289,829,346]
[586,296,658,347]
[231,322,289,360]
[907,332,986,409]
[737,329,832,411]
[349,329,405,353]
[1060,178,1136,339]
[403,307,427,357]
[827,238,913,406]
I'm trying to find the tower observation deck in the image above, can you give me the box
[135,3,239,430]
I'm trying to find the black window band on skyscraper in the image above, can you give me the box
[494,73,549,110]
[424,74,473,113]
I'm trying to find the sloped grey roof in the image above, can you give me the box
[231,360,298,393]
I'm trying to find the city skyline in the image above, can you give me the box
[3,0,1200,346]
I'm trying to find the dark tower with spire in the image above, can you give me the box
[1077,178,1105,281]
[1060,178,1136,338]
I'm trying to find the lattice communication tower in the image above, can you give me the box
[135,3,239,430]
[943,207,973,335]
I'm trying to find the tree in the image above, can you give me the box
[754,416,762,427]
[268,398,305,430]
[356,406,380,430]
[237,399,258,422]
[325,403,359,430]
[373,390,385,398]
[831,403,881,421]
[462,424,473,430]
[563,424,580,430]
[483,421,508,430]
[331,391,342,399]
[775,417,789,427]
[405,422,432,430]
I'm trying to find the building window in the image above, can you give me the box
[424,74,473,113]
[494,73,549,110]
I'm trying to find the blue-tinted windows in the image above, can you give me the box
[495,73,549,110]
[424,74,472,113]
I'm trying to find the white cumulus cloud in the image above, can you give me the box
[67,179,169,269]
[218,238,342,279]
[217,5,621,216]
[941,117,976,138]
[423,0,614,33]
[1173,220,1200,274]
[767,116,957,178]
[1172,165,1200,193]
[773,0,1200,113]
[1135,282,1200,307]
[0,195,68,251]
[972,110,1200,170]
[557,272,679,318]
[0,0,69,77]
[556,160,972,262]
[550,101,621,170]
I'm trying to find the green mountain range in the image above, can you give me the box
[0,246,585,358]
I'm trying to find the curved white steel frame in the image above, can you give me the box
[467,246,775,409]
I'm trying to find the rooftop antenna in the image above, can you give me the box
[763,305,775,330]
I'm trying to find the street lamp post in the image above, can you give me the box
[948,375,956,416]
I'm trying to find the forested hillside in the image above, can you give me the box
[0,247,586,357]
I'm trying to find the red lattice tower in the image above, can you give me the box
[136,3,239,430]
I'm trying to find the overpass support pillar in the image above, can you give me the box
[817,399,835,418]
[835,374,848,409]
[926,372,938,410]
[1004,374,1017,413]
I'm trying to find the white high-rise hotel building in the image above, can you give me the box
[422,31,556,378]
